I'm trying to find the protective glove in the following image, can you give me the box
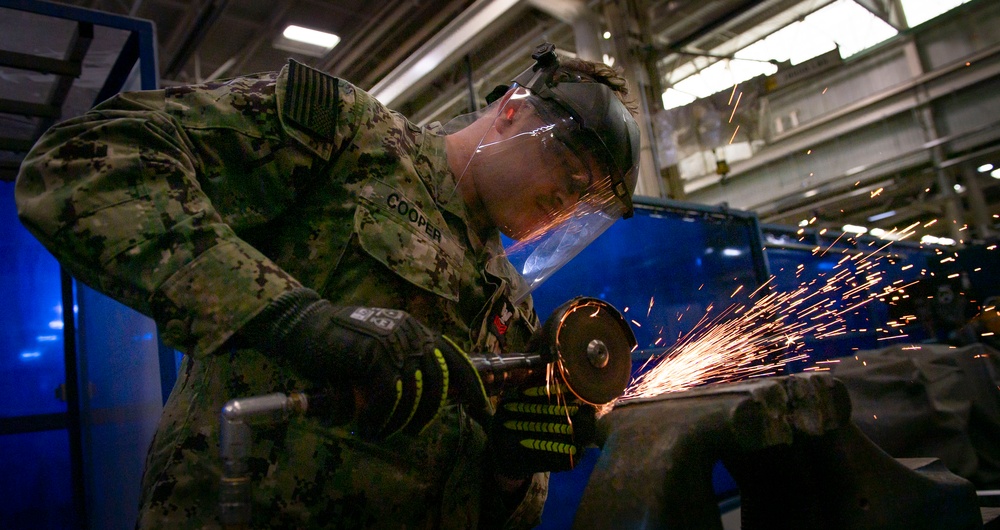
[245,288,489,439]
[489,381,597,477]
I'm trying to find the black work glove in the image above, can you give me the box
[246,288,489,439]
[489,381,597,477]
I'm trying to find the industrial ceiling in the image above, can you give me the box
[6,0,999,241]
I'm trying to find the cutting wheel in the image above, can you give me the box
[548,297,636,404]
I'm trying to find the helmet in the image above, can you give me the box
[509,43,640,218]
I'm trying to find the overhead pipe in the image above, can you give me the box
[368,0,523,108]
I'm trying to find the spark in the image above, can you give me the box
[729,91,742,123]
[622,226,923,399]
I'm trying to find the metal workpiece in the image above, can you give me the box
[575,373,983,530]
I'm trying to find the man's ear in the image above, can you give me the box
[493,91,528,134]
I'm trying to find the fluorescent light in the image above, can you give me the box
[978,163,994,173]
[722,248,743,257]
[842,224,868,234]
[867,210,896,222]
[282,25,340,49]
[992,168,1000,179]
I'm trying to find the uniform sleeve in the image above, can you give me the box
[14,77,309,357]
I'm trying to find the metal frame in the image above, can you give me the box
[0,0,158,181]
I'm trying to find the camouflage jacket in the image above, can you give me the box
[16,60,546,529]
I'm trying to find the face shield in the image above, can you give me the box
[446,43,641,303]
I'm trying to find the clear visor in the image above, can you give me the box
[446,88,630,303]
[502,191,625,303]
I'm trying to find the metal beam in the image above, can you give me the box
[685,40,1000,194]
[163,0,229,79]
[0,49,82,76]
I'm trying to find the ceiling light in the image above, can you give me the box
[953,183,965,193]
[274,25,340,57]
[842,224,868,234]
[977,163,994,173]
[867,210,896,222]
[992,168,1000,179]
[283,25,340,48]
[921,235,956,246]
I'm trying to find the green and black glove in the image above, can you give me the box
[246,288,488,439]
[489,381,597,477]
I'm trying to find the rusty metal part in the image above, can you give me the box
[471,296,636,404]
[574,373,984,530]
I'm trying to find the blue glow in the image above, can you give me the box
[48,320,64,330]
[36,335,58,342]
[20,351,41,360]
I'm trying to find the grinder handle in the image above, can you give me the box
[468,351,553,396]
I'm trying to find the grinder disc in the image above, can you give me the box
[550,297,636,404]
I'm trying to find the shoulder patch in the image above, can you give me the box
[284,60,339,141]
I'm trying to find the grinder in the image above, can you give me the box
[470,296,636,405]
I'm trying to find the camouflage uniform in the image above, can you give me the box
[16,60,547,529]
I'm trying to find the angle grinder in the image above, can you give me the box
[470,296,636,405]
